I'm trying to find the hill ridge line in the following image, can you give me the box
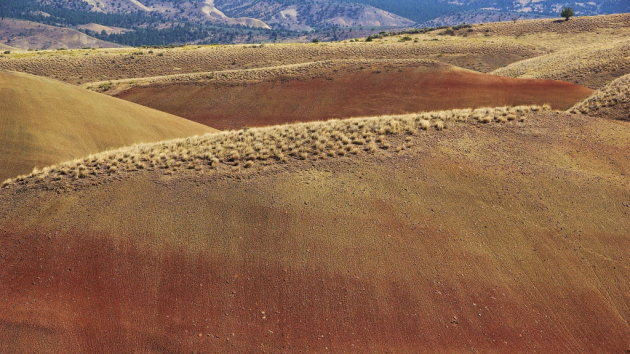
[83,58,450,93]
[2,105,550,190]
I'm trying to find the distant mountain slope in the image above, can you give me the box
[213,0,414,31]
[2,0,629,46]
[421,10,546,27]
[0,43,17,51]
[0,71,216,180]
[34,0,414,30]
[454,0,630,16]
[35,0,271,28]
[0,18,121,49]
[349,0,630,23]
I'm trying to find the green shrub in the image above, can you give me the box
[561,7,574,21]
[98,82,113,92]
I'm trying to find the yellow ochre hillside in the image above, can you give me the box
[0,71,216,180]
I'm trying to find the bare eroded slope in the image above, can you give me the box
[111,60,593,130]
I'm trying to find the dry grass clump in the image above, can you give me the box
[1,105,549,189]
[570,74,630,116]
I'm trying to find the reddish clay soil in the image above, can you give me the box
[116,65,593,130]
[0,112,628,352]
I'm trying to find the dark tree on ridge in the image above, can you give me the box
[561,7,575,21]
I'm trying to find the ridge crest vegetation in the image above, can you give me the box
[2,105,550,189]
[570,73,630,120]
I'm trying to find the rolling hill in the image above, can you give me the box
[492,38,630,89]
[0,108,628,352]
[212,0,414,31]
[571,73,630,120]
[0,18,121,50]
[0,39,544,84]
[347,0,630,23]
[0,43,17,51]
[421,10,545,27]
[0,13,627,87]
[12,0,414,30]
[0,12,628,353]
[105,60,593,130]
[0,71,215,180]
[1,0,629,47]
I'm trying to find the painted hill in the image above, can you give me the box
[0,39,544,85]
[571,73,630,120]
[0,71,216,180]
[107,60,593,130]
[0,108,628,352]
[492,38,630,89]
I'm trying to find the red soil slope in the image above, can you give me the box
[0,112,628,352]
[116,63,593,130]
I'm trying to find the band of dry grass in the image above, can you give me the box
[2,105,550,189]
[570,73,630,115]
[83,59,442,94]
[0,39,543,85]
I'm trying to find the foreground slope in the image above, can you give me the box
[0,71,215,180]
[108,60,592,129]
[0,109,628,352]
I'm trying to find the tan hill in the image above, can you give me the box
[0,13,627,87]
[0,39,544,84]
[456,13,630,39]
[423,13,630,88]
[0,71,216,181]
[492,38,630,89]
[421,10,545,27]
[570,73,630,120]
[0,19,122,50]
[0,43,17,51]
[99,60,593,130]
[0,107,628,352]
